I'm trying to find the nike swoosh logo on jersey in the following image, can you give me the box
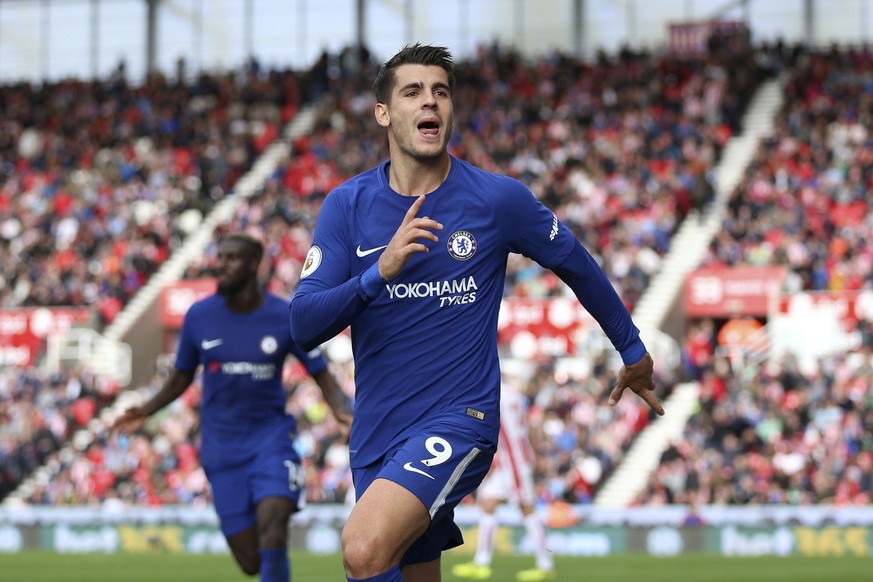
[402,462,435,480]
[356,244,388,258]
[201,338,224,350]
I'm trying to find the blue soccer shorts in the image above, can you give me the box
[205,425,306,537]
[352,421,496,566]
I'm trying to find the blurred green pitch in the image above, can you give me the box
[0,551,871,581]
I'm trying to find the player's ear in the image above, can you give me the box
[375,102,390,128]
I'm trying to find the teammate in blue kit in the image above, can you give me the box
[289,44,664,582]
[113,233,352,582]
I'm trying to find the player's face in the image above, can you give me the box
[376,64,453,161]
[215,240,257,296]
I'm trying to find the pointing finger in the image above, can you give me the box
[608,384,624,407]
[641,390,665,416]
[402,195,427,225]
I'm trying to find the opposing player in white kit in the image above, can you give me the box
[452,380,555,582]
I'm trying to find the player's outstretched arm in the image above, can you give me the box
[548,242,664,415]
[311,368,353,443]
[608,352,664,415]
[110,368,196,435]
[377,195,443,281]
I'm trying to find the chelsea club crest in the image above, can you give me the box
[260,335,278,354]
[447,230,477,261]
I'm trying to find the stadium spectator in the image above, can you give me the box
[647,44,873,509]
[0,64,311,319]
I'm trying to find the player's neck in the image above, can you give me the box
[387,153,451,197]
[223,285,264,313]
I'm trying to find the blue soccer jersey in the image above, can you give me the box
[290,156,645,469]
[175,292,327,468]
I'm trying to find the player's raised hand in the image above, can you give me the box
[110,406,149,436]
[608,352,664,416]
[378,195,443,281]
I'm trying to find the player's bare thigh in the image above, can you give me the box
[342,478,431,577]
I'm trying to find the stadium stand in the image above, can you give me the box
[12,38,871,523]
[0,64,319,503]
[636,44,873,507]
[0,66,307,316]
[0,367,118,502]
[1,40,784,510]
[703,46,873,292]
[638,347,873,506]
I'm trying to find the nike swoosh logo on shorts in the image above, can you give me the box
[403,462,435,480]
[201,338,224,350]
[356,244,388,258]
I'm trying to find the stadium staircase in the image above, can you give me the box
[4,105,322,506]
[593,76,786,508]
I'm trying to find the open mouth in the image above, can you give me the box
[418,120,440,138]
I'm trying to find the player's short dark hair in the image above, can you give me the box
[374,43,455,104]
[221,233,264,262]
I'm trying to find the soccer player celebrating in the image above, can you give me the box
[289,44,663,582]
[113,233,352,582]
[452,379,555,581]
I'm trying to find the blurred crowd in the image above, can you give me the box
[195,40,777,311]
[6,40,872,511]
[0,62,312,321]
[645,44,873,508]
[642,344,873,506]
[703,45,873,292]
[521,355,657,505]
[0,367,118,501]
[13,356,357,507]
